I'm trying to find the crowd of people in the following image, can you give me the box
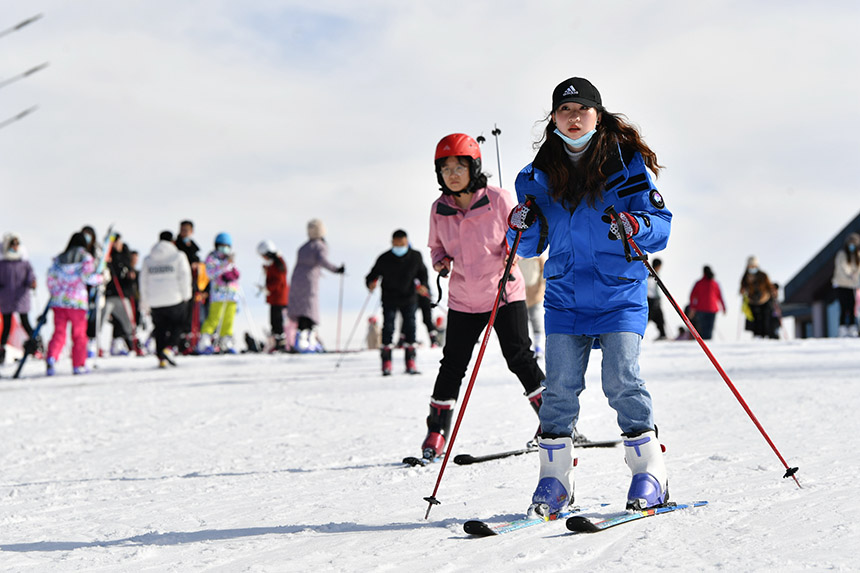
[0,217,350,374]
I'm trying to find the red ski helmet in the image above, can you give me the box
[434,133,483,195]
[434,133,481,162]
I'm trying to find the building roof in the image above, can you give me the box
[784,210,860,304]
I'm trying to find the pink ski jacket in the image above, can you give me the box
[428,185,525,314]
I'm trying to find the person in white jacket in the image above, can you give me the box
[832,233,860,337]
[140,231,192,367]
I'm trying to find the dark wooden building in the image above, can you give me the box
[782,211,860,337]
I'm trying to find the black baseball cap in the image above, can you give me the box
[552,77,602,111]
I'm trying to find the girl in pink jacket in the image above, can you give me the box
[45,232,102,375]
[419,133,545,461]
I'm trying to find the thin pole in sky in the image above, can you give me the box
[0,62,50,90]
[0,14,44,40]
[0,106,39,131]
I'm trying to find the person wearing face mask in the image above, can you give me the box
[739,256,776,339]
[198,232,241,354]
[507,77,672,516]
[175,220,203,352]
[365,229,429,375]
[257,239,290,352]
[832,233,860,337]
[0,232,38,364]
[418,133,546,463]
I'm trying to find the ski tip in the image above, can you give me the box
[463,520,497,536]
[565,515,600,533]
[453,454,476,465]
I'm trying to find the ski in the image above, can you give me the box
[566,500,708,533]
[402,454,442,467]
[454,439,620,465]
[576,439,621,448]
[464,506,601,537]
[454,446,535,465]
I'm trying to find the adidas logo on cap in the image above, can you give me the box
[562,85,578,96]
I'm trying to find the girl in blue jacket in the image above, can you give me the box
[507,77,672,517]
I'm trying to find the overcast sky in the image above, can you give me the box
[2,0,859,345]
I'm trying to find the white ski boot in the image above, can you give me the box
[527,435,574,518]
[295,330,311,353]
[198,333,214,355]
[623,429,669,510]
[221,335,237,354]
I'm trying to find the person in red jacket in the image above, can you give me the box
[257,240,289,352]
[688,265,726,340]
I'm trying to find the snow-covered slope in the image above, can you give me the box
[2,338,857,572]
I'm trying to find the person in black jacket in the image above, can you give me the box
[175,220,202,352]
[101,235,138,355]
[366,229,429,376]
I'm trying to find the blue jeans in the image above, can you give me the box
[540,332,654,436]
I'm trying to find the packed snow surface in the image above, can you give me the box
[2,338,858,572]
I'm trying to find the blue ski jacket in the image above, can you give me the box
[507,144,672,336]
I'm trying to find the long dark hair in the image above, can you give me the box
[64,232,88,253]
[533,111,663,209]
[844,233,860,266]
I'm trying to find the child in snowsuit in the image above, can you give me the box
[422,133,546,461]
[257,240,289,352]
[45,232,103,375]
[199,233,241,354]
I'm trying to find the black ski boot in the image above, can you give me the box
[381,346,392,376]
[405,345,419,374]
[421,399,455,459]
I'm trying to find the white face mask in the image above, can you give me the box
[217,245,231,255]
[554,127,596,149]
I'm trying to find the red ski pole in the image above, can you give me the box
[423,230,524,519]
[605,206,800,488]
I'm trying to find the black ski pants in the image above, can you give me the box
[382,301,416,346]
[647,297,666,338]
[270,305,286,337]
[431,300,544,402]
[1,312,34,346]
[151,301,186,360]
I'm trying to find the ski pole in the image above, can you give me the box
[491,124,503,188]
[0,106,38,131]
[110,273,141,354]
[0,62,49,90]
[336,272,345,352]
[238,285,264,344]
[605,205,801,488]
[0,13,43,40]
[423,229,524,519]
[335,290,374,369]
